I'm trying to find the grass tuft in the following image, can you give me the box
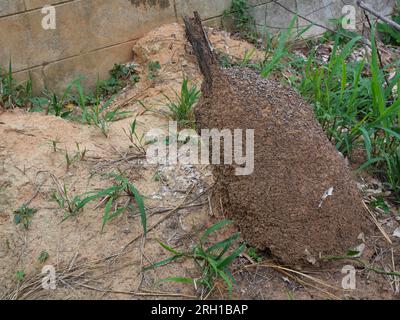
[164,77,201,127]
[145,220,245,298]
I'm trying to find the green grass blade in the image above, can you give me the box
[217,243,246,269]
[144,256,181,271]
[201,220,233,243]
[261,15,297,77]
[128,184,147,235]
[206,232,241,255]
[158,240,182,256]
[159,277,194,284]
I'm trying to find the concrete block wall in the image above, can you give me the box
[248,0,396,37]
[0,0,232,93]
[0,0,397,94]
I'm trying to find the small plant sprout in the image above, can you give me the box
[38,251,50,264]
[16,271,25,281]
[64,143,87,171]
[5,239,11,250]
[49,138,61,153]
[75,142,87,161]
[224,0,256,42]
[90,101,131,138]
[240,48,256,67]
[13,204,37,230]
[153,171,163,182]
[144,220,245,298]
[123,119,148,155]
[99,63,140,97]
[65,151,73,172]
[247,247,262,263]
[370,197,391,214]
[52,184,92,219]
[54,174,146,233]
[0,61,33,109]
[147,61,161,80]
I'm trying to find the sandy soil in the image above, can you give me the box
[0,23,399,300]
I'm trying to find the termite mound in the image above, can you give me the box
[184,12,371,266]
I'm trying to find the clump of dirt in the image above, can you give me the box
[184,13,372,266]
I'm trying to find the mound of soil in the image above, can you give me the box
[185,13,372,266]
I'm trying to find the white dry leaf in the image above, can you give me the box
[282,277,291,284]
[151,194,162,200]
[357,183,366,191]
[365,188,383,196]
[393,84,398,99]
[390,72,398,98]
[318,187,334,208]
[393,227,400,238]
[305,248,317,265]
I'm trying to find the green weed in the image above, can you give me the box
[52,184,92,218]
[147,61,161,80]
[86,97,130,138]
[67,79,131,136]
[294,27,400,198]
[260,16,312,78]
[224,0,256,42]
[123,119,149,154]
[247,247,262,263]
[145,220,245,298]
[164,78,201,127]
[13,204,37,230]
[99,63,140,96]
[377,0,400,45]
[0,61,32,109]
[38,251,50,264]
[16,271,25,281]
[370,197,391,214]
[0,62,138,129]
[54,174,146,233]
[64,143,87,171]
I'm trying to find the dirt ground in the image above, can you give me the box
[0,23,399,300]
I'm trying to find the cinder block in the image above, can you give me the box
[361,0,396,17]
[175,0,232,20]
[22,0,176,69]
[203,16,223,29]
[86,0,176,50]
[24,0,69,11]
[24,2,92,68]
[296,0,396,37]
[256,0,298,35]
[0,0,25,17]
[13,67,45,95]
[297,0,341,37]
[43,40,136,93]
[0,14,32,71]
